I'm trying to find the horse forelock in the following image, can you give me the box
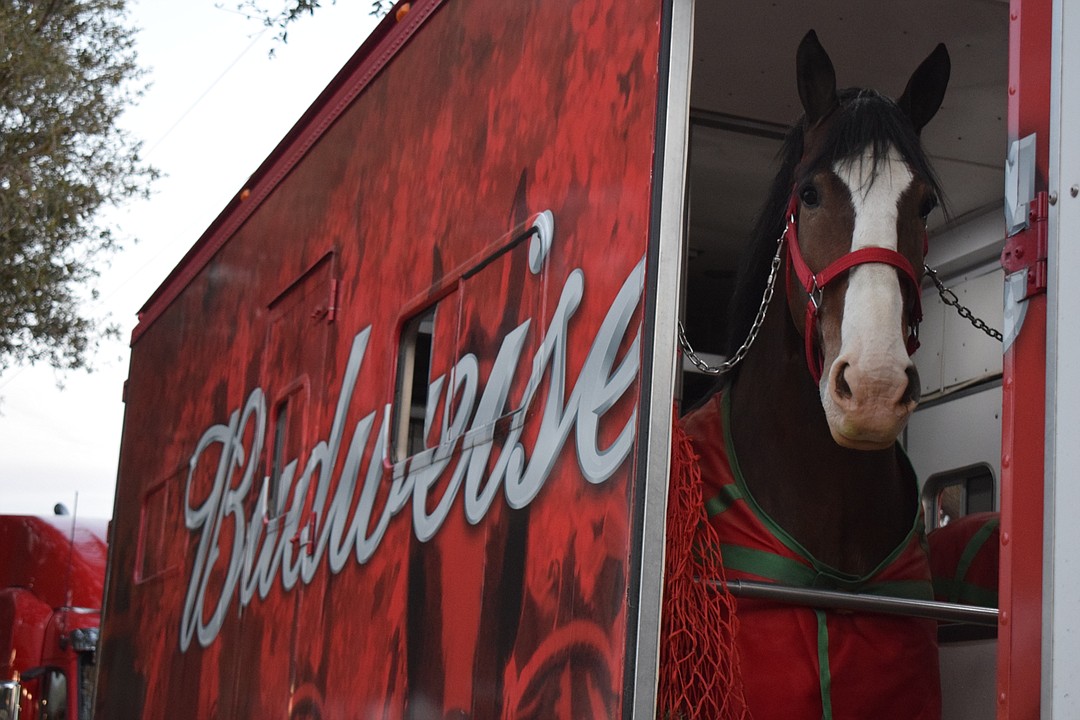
[802,88,944,201]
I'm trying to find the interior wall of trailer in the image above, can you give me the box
[908,211,1004,720]
[684,2,1010,717]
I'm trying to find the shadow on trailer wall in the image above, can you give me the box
[680,2,1008,718]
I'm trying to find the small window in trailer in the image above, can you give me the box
[394,306,439,462]
[262,253,335,518]
[391,217,548,465]
[922,463,996,531]
[266,384,308,517]
[135,468,182,583]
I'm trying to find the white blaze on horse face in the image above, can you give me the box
[822,147,917,449]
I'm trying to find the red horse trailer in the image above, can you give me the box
[1,514,107,720]
[95,0,1078,717]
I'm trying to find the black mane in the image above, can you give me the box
[722,88,946,376]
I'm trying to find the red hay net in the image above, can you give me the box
[658,420,749,719]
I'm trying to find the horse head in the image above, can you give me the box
[783,30,950,450]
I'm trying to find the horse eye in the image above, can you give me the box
[919,194,939,220]
[799,185,820,207]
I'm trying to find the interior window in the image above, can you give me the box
[922,463,996,530]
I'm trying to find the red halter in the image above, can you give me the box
[783,192,924,383]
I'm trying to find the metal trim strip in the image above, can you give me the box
[626,0,694,715]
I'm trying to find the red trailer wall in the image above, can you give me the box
[96,0,664,717]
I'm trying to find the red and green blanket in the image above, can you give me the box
[676,393,942,720]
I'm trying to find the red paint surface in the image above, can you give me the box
[0,516,106,613]
[97,0,663,717]
[998,0,1051,717]
[0,515,107,720]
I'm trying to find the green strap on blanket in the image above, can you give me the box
[705,484,933,599]
[816,609,834,720]
[932,515,1000,607]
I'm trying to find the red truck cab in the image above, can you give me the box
[0,514,107,720]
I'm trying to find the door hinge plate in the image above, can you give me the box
[1001,190,1049,300]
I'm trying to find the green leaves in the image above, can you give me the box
[0,0,157,373]
[222,1,390,56]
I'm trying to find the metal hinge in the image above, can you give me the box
[310,279,339,323]
[1001,190,1049,300]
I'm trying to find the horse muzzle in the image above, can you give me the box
[823,356,920,450]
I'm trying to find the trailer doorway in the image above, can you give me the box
[678,2,1010,718]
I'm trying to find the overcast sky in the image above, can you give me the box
[0,1,381,518]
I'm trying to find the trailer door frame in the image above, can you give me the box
[626,0,694,715]
[1044,0,1080,715]
[1001,0,1054,717]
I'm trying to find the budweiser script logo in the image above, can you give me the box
[180,255,645,651]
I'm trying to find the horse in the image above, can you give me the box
[679,30,951,720]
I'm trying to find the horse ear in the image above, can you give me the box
[897,44,951,134]
[797,30,839,126]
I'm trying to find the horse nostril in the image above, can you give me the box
[901,366,921,405]
[835,363,853,400]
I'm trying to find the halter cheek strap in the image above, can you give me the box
[783,193,924,383]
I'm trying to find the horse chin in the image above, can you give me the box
[828,425,902,451]
[821,395,912,451]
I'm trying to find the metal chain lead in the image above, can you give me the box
[923,265,1003,342]
[678,219,789,375]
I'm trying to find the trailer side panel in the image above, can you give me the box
[96,0,665,717]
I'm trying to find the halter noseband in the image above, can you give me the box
[783,192,924,383]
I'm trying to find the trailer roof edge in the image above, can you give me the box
[130,0,445,345]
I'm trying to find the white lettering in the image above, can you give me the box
[178,253,644,651]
